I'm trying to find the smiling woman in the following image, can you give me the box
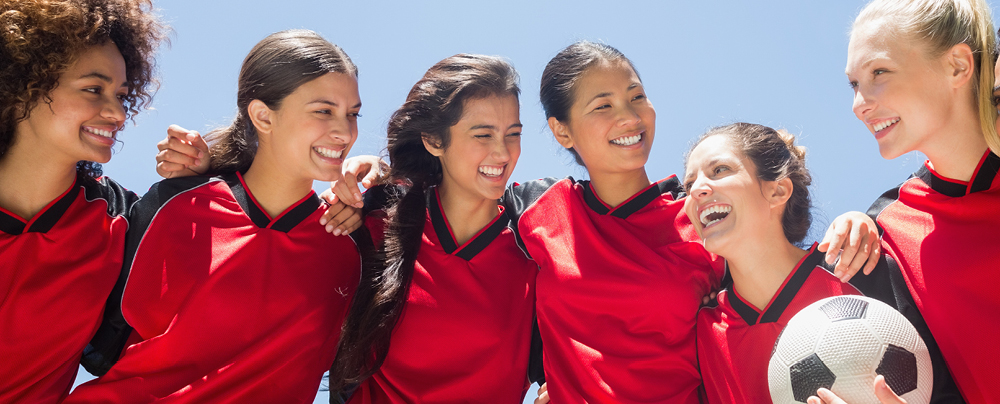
[0,1,164,402]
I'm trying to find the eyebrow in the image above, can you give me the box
[585,83,642,104]
[79,72,127,87]
[469,123,523,131]
[308,99,363,109]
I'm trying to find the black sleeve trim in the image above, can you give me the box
[527,317,545,384]
[501,177,563,260]
[848,255,966,403]
[866,179,906,237]
[81,175,219,376]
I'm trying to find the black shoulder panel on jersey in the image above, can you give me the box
[81,175,141,218]
[81,175,219,376]
[501,177,563,260]
[527,317,545,385]
[848,255,966,403]
[866,178,907,237]
[970,152,1000,194]
[271,194,321,233]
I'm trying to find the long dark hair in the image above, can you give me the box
[539,41,639,166]
[329,54,519,391]
[205,29,356,175]
[687,122,813,245]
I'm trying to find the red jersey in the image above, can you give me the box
[867,151,1000,404]
[65,173,360,404]
[349,187,537,404]
[698,244,864,403]
[0,174,135,403]
[505,177,722,404]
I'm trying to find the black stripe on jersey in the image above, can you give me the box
[271,195,321,233]
[502,177,563,260]
[81,175,141,219]
[970,152,1000,194]
[82,175,219,376]
[225,174,271,229]
[0,211,25,235]
[455,211,510,261]
[26,180,81,233]
[730,247,825,326]
[428,189,459,254]
[916,165,968,197]
[581,177,683,219]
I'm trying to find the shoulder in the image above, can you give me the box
[78,175,140,217]
[502,177,571,217]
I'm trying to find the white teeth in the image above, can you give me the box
[314,147,343,159]
[478,166,503,177]
[873,118,899,132]
[611,133,641,146]
[699,205,732,227]
[85,127,113,138]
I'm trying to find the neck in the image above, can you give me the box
[437,181,499,246]
[0,139,80,220]
[723,234,808,311]
[242,155,313,219]
[588,166,651,207]
[921,98,989,181]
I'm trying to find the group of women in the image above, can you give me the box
[0,0,996,403]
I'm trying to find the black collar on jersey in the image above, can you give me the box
[580,176,683,219]
[226,173,320,233]
[915,151,1000,197]
[428,187,510,261]
[0,176,81,235]
[728,244,825,326]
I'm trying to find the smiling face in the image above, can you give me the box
[683,135,779,256]
[846,20,957,159]
[552,60,654,175]
[427,94,521,202]
[16,41,128,165]
[262,72,360,183]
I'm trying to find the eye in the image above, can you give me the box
[506,132,522,137]
[683,181,693,193]
[873,68,888,77]
[594,104,611,111]
[349,112,362,119]
[992,95,1000,107]
[848,80,859,90]
[713,165,730,175]
[632,93,646,101]
[315,109,332,115]
[474,133,492,139]
[84,87,101,94]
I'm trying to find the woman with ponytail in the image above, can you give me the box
[684,123,962,403]
[842,0,1000,402]
[327,54,538,403]
[65,29,364,403]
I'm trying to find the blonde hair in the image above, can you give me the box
[854,0,998,154]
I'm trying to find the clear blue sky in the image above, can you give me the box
[74,0,1000,402]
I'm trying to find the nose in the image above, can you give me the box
[328,113,357,144]
[688,174,712,199]
[851,87,874,121]
[617,104,642,128]
[103,96,127,125]
[491,136,512,163]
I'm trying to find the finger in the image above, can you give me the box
[329,206,358,236]
[834,223,862,279]
[807,398,824,404]
[816,388,846,404]
[332,175,362,208]
[337,213,362,235]
[165,135,204,159]
[839,232,872,282]
[702,295,710,305]
[346,176,363,207]
[823,220,847,265]
[538,383,547,394]
[863,239,881,275]
[158,147,200,168]
[319,202,346,228]
[360,165,381,189]
[874,375,906,404]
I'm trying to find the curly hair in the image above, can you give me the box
[0,0,167,176]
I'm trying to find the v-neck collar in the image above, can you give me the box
[916,150,1000,197]
[580,176,683,219]
[0,175,80,235]
[727,243,824,326]
[225,172,320,233]
[427,187,510,261]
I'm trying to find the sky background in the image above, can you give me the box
[72,0,999,402]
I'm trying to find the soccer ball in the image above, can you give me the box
[767,295,932,404]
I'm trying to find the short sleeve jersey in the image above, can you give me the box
[65,173,360,404]
[505,177,722,404]
[349,187,537,404]
[867,151,1000,404]
[0,174,135,404]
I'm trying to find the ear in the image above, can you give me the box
[422,133,444,157]
[766,177,794,209]
[548,117,575,149]
[945,43,975,89]
[247,99,274,137]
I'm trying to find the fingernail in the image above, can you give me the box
[354,193,362,201]
[325,224,334,233]
[354,202,363,208]
[319,218,328,226]
[333,228,342,236]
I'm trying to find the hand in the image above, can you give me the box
[806,375,906,404]
[156,124,210,178]
[318,192,363,235]
[329,155,389,208]
[533,383,549,404]
[818,211,880,282]
[702,291,718,306]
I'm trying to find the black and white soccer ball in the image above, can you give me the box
[767,295,932,404]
